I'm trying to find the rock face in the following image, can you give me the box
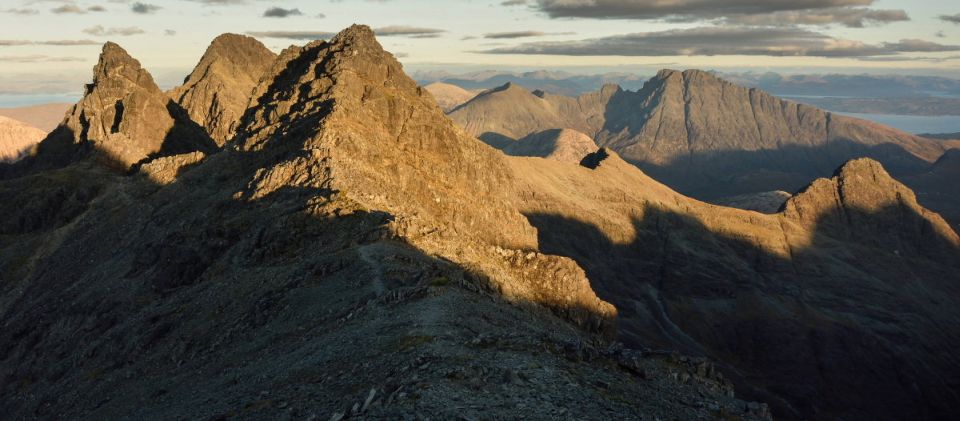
[448,70,954,223]
[0,26,768,420]
[423,82,478,112]
[27,42,215,171]
[0,116,46,162]
[2,26,958,421]
[169,34,276,145]
[502,128,598,163]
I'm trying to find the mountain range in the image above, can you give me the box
[447,72,960,230]
[2,25,959,421]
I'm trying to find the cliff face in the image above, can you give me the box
[169,34,277,146]
[22,42,215,171]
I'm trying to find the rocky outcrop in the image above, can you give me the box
[503,128,597,164]
[783,158,959,251]
[169,34,276,145]
[423,82,478,112]
[29,42,215,171]
[0,116,46,162]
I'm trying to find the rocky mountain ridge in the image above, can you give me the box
[1,25,958,421]
[169,34,277,146]
[0,26,771,420]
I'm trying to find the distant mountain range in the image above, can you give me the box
[416,69,960,99]
[448,71,959,230]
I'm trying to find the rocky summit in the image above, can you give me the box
[1,24,958,421]
[170,34,277,146]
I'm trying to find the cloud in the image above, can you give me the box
[4,8,39,15]
[51,4,87,14]
[882,39,960,53]
[184,0,248,5]
[0,55,85,63]
[40,40,101,46]
[723,7,908,28]
[479,26,959,58]
[532,0,875,20]
[0,39,99,46]
[131,2,161,14]
[501,0,527,5]
[484,31,575,39]
[246,31,337,40]
[83,26,146,36]
[941,14,960,24]
[164,29,177,36]
[374,26,445,37]
[263,7,302,18]
[50,3,108,14]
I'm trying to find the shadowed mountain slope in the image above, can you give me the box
[0,26,772,420]
[510,149,959,420]
[169,34,277,146]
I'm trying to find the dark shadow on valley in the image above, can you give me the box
[525,200,960,421]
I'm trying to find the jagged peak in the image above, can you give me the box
[91,41,157,91]
[832,157,890,180]
[599,83,622,96]
[330,24,380,50]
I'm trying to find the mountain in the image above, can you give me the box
[502,128,597,163]
[514,150,960,420]
[423,82,479,112]
[169,34,277,146]
[3,26,959,421]
[0,26,769,421]
[903,149,960,230]
[449,70,954,224]
[0,116,46,162]
[922,132,960,141]
[9,42,216,174]
[0,103,72,132]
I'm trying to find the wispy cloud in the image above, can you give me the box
[83,26,145,37]
[131,2,161,14]
[480,26,959,58]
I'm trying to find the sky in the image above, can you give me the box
[0,0,958,104]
